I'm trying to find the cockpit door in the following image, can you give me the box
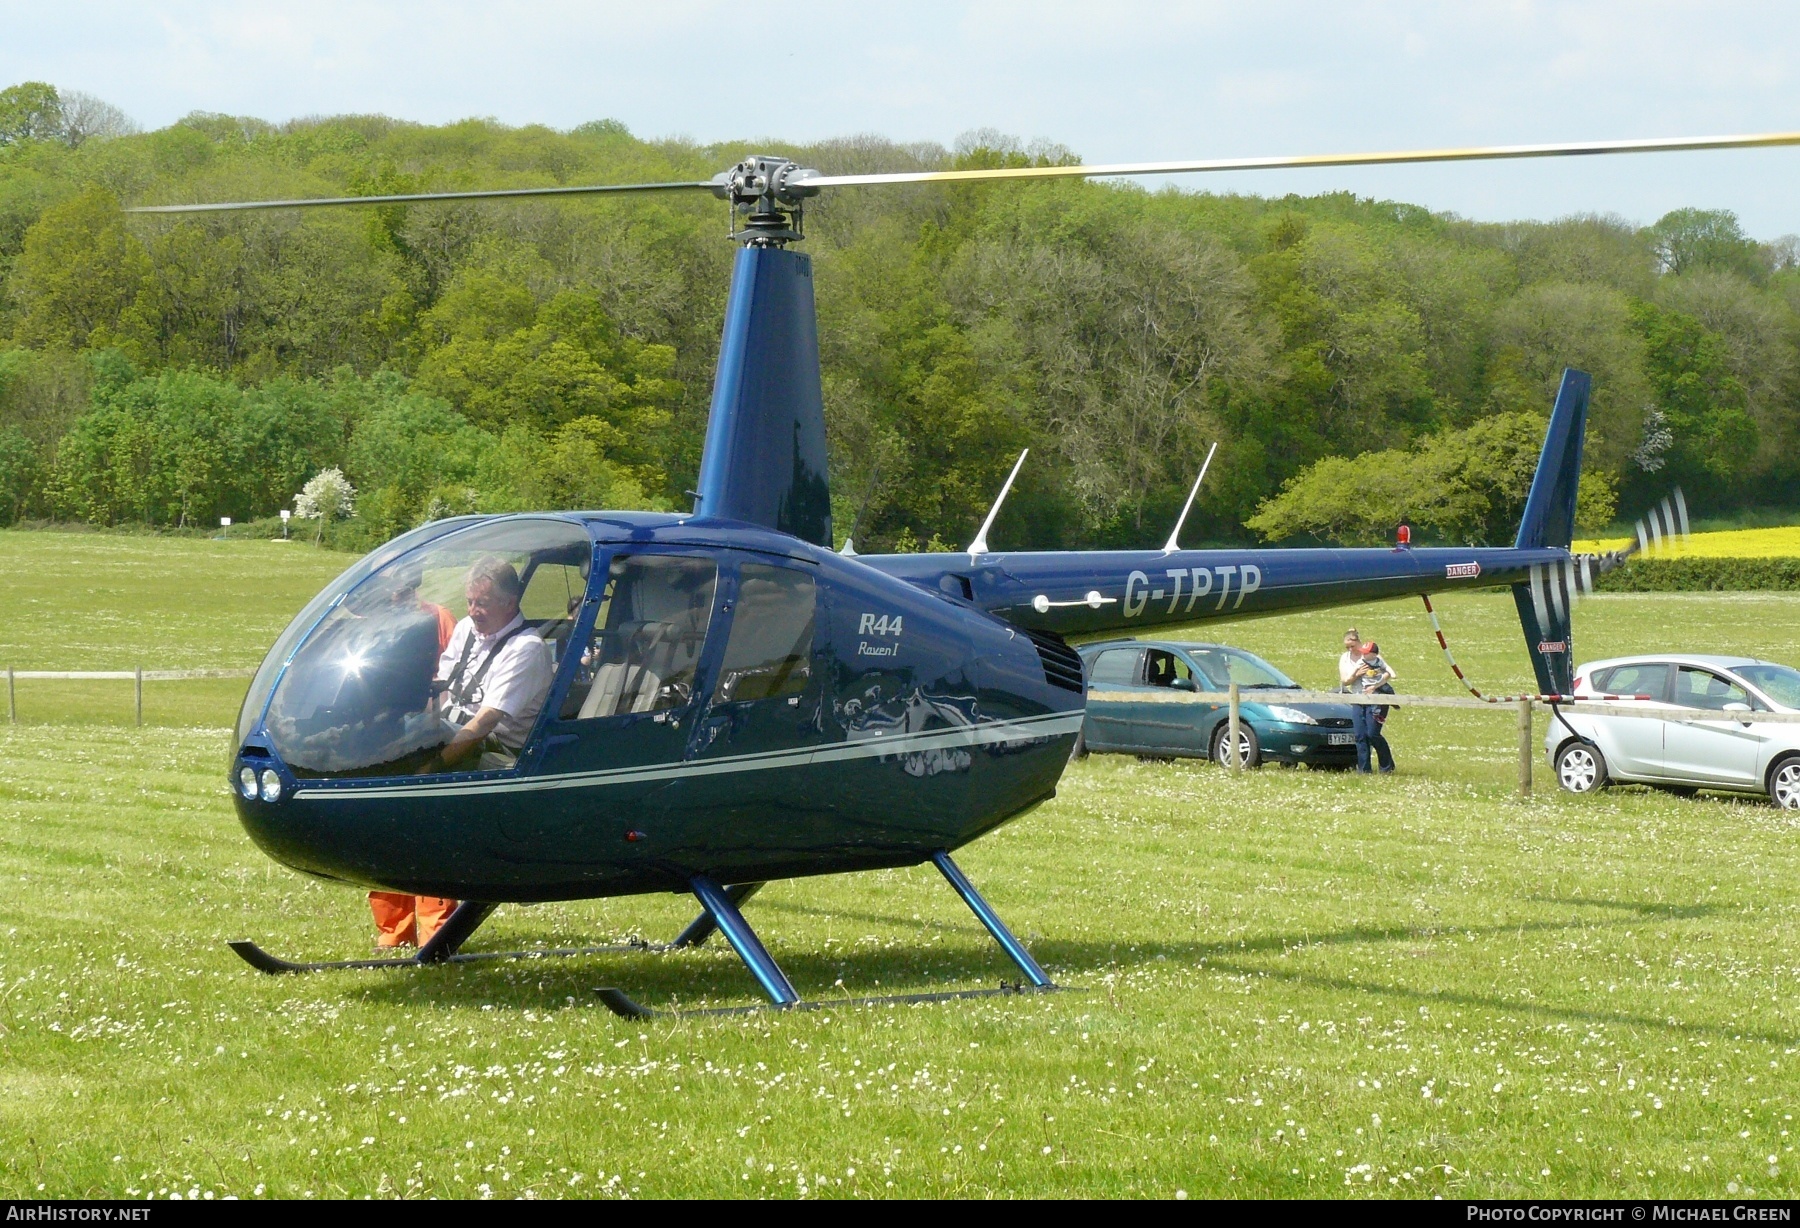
[691,556,829,764]
[534,550,722,778]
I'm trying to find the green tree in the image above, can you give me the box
[9,188,149,351]
[49,368,244,526]
[413,280,678,485]
[0,424,39,522]
[0,82,63,146]
[1627,301,1758,506]
[1247,412,1615,546]
[1650,209,1770,283]
[1485,282,1652,474]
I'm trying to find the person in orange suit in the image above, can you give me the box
[369,562,460,949]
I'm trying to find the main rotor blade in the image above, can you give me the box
[801,131,1800,188]
[127,179,715,214]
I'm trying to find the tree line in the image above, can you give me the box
[2,81,1797,551]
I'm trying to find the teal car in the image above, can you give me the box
[1076,640,1359,768]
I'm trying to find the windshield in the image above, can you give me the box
[235,516,489,746]
[1185,647,1297,690]
[1734,663,1800,710]
[260,518,590,779]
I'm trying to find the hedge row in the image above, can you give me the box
[1591,556,1800,591]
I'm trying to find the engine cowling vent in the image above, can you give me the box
[1023,628,1085,693]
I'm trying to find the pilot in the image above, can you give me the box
[368,560,461,950]
[432,555,554,771]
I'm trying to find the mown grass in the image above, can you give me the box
[3,531,1800,1199]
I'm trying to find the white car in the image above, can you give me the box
[1545,654,1800,807]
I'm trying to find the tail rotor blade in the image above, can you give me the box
[1673,487,1690,541]
[1529,564,1553,633]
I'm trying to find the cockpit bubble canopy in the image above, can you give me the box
[250,518,591,779]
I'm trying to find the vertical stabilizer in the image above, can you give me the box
[1514,368,1590,550]
[1511,368,1590,694]
[693,245,832,546]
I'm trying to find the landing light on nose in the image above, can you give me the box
[259,769,283,803]
[238,766,258,799]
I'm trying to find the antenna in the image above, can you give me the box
[1161,442,1218,553]
[839,459,883,556]
[967,449,1028,558]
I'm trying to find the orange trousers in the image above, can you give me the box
[369,892,458,947]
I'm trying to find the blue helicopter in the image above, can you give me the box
[136,132,1792,1014]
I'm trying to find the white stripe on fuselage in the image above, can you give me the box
[296,710,1085,801]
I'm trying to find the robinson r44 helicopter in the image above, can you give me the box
[135,129,1798,1015]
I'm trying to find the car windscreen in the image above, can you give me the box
[1734,664,1800,710]
[1187,648,1297,690]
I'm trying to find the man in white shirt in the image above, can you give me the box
[433,555,554,770]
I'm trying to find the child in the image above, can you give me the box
[1351,641,1396,774]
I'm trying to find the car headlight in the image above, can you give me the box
[238,765,259,799]
[1265,706,1318,725]
[259,768,283,803]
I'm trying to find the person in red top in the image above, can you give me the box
[368,563,460,950]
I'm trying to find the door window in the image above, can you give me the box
[1674,667,1751,712]
[562,555,718,720]
[1088,648,1141,686]
[1591,663,1672,702]
[1144,648,1197,689]
[713,564,816,703]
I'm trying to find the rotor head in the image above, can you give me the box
[710,155,822,245]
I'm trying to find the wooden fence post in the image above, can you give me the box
[135,666,143,727]
[1227,682,1241,773]
[1517,698,1533,797]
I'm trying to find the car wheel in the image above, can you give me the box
[1554,741,1607,794]
[1768,755,1800,809]
[1213,723,1261,770]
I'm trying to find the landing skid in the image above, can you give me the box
[225,883,763,976]
[595,981,1060,1019]
[227,937,656,975]
[229,853,1058,1018]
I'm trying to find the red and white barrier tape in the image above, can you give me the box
[1417,595,1645,705]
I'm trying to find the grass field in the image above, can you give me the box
[5,529,1800,1199]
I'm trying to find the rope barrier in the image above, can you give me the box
[1417,594,1645,705]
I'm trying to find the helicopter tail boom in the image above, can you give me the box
[862,367,1597,691]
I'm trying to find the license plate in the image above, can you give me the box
[1327,732,1355,746]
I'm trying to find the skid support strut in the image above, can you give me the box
[931,850,1053,988]
[595,856,1060,1018]
[688,875,800,1005]
[669,883,764,948]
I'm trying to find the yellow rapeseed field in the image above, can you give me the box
[1573,524,1800,557]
